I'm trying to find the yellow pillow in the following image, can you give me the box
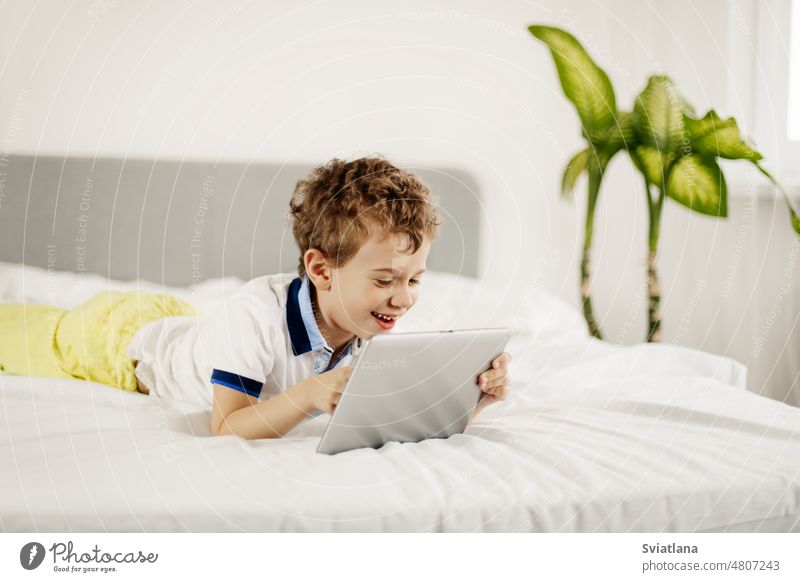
[0,291,200,391]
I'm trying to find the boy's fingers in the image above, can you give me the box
[478,360,508,380]
[491,352,512,369]
[478,370,496,384]
[479,370,508,385]
[493,375,509,387]
[487,376,510,391]
[488,384,509,398]
[484,378,499,391]
[490,378,510,392]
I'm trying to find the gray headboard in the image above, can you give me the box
[0,156,481,285]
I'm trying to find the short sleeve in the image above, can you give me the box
[200,289,275,399]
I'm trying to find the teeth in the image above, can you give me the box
[372,312,395,322]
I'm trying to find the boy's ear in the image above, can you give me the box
[304,248,331,291]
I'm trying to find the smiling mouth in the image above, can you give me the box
[371,311,400,322]
[371,311,401,329]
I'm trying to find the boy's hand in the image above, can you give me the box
[303,366,353,415]
[475,352,512,410]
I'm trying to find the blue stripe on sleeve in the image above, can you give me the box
[210,369,263,398]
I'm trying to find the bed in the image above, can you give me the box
[1,155,799,532]
[2,261,799,532]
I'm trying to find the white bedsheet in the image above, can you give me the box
[2,262,799,532]
[2,336,799,532]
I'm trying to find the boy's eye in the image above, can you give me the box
[375,278,422,286]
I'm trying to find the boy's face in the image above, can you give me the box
[311,232,431,343]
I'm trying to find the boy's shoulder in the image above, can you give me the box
[219,272,298,319]
[238,272,296,299]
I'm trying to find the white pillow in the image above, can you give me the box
[392,271,588,342]
[0,262,588,342]
[0,261,243,316]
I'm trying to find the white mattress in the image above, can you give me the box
[2,262,800,532]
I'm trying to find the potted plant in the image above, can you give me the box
[529,25,800,342]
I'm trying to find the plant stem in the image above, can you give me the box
[582,162,603,339]
[646,182,664,342]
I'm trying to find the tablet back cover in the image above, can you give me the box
[317,328,510,454]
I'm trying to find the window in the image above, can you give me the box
[751,0,800,183]
[788,0,800,141]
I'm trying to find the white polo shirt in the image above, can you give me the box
[126,273,362,410]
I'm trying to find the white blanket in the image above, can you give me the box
[2,262,799,532]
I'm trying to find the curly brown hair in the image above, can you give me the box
[288,157,442,278]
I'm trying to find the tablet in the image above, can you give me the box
[316,327,511,455]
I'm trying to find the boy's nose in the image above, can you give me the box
[390,287,414,310]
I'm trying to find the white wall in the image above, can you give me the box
[1,0,798,404]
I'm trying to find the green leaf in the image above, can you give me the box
[684,110,763,161]
[677,94,697,117]
[529,25,616,140]
[630,145,672,189]
[791,206,800,236]
[560,146,617,199]
[594,147,615,174]
[665,154,727,217]
[562,149,589,198]
[753,162,800,236]
[592,110,636,150]
[633,75,690,152]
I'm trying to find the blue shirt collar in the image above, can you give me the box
[286,274,356,360]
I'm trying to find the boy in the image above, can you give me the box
[1,157,511,439]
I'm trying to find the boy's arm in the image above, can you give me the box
[467,395,492,425]
[467,352,512,425]
[212,380,315,439]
